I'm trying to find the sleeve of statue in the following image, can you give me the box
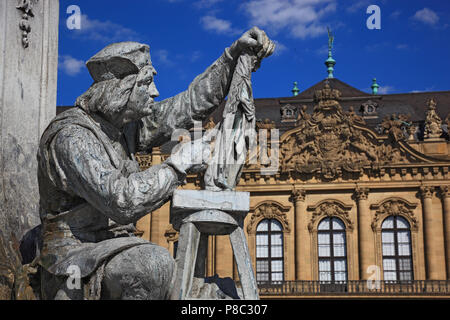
[136,49,238,151]
[204,52,258,191]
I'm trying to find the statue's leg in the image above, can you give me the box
[101,244,176,300]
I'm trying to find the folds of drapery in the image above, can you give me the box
[204,53,258,191]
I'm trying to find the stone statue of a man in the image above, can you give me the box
[36,27,274,300]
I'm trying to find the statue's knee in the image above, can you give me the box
[103,244,175,300]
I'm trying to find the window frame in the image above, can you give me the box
[255,219,284,284]
[317,217,348,283]
[381,216,414,282]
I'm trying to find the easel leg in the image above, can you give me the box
[171,222,201,300]
[229,227,259,300]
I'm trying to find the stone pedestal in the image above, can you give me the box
[170,189,259,300]
[0,0,59,244]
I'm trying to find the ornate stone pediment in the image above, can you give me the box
[280,104,297,122]
[247,201,291,234]
[279,82,439,181]
[307,199,353,232]
[370,198,418,231]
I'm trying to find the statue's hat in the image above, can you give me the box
[86,42,151,83]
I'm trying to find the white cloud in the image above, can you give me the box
[412,8,439,25]
[200,15,242,35]
[71,14,142,43]
[272,40,288,56]
[346,0,371,14]
[242,0,337,39]
[59,55,85,76]
[153,49,174,67]
[378,85,395,94]
[194,0,224,8]
[396,44,408,50]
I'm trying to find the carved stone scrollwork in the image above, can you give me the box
[354,187,369,201]
[307,200,353,232]
[279,83,413,181]
[16,0,38,49]
[438,185,450,199]
[290,188,306,203]
[419,186,434,199]
[247,201,291,234]
[370,198,418,231]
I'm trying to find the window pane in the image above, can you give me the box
[384,271,397,281]
[319,272,331,281]
[382,216,394,229]
[333,232,346,257]
[318,244,330,257]
[271,260,283,272]
[256,234,268,245]
[257,245,268,258]
[271,245,283,258]
[335,271,347,281]
[398,243,411,256]
[383,258,396,271]
[256,260,268,272]
[399,272,412,281]
[271,220,283,232]
[319,260,331,272]
[396,217,409,229]
[257,220,269,231]
[382,243,395,256]
[332,218,345,230]
[397,231,410,243]
[334,259,347,272]
[382,231,395,243]
[271,233,283,245]
[271,272,283,282]
[318,218,330,230]
[257,272,269,282]
[318,233,330,244]
[399,258,412,271]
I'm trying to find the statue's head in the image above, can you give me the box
[75,42,159,128]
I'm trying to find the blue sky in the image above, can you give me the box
[57,0,450,106]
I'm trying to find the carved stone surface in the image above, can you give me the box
[307,200,353,232]
[424,98,443,139]
[291,188,306,203]
[370,199,418,231]
[354,187,369,201]
[280,83,412,181]
[280,104,297,122]
[0,0,59,273]
[247,202,291,234]
[419,186,435,199]
[16,0,39,48]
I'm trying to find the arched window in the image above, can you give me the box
[318,217,348,282]
[256,219,284,283]
[382,216,413,282]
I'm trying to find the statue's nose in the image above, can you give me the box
[149,82,159,98]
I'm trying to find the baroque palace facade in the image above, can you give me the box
[131,77,450,299]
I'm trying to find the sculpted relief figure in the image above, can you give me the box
[36,27,274,300]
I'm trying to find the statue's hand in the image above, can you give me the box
[165,138,212,176]
[229,27,275,60]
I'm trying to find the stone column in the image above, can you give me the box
[439,186,450,279]
[0,1,59,242]
[291,188,309,280]
[355,187,374,280]
[420,186,446,280]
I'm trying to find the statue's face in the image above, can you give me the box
[120,63,159,126]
